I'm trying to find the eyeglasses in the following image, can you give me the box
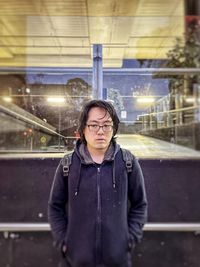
[86,124,113,132]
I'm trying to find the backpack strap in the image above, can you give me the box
[121,148,133,173]
[62,153,73,177]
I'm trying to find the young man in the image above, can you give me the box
[48,100,147,267]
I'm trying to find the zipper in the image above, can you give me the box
[96,166,102,265]
[97,167,101,218]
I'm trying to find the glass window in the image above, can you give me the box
[103,69,200,157]
[0,71,92,152]
[0,0,200,157]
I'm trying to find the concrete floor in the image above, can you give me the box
[117,134,200,159]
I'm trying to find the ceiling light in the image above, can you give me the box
[2,96,12,103]
[47,97,65,103]
[136,97,155,103]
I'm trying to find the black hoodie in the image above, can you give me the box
[48,141,147,267]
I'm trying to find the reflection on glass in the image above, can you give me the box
[0,0,200,155]
[0,73,92,152]
[104,71,200,152]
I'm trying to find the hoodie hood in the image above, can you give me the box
[72,140,121,195]
[74,139,121,164]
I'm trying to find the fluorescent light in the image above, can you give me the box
[47,97,65,103]
[2,96,12,103]
[136,97,155,103]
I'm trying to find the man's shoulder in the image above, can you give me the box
[120,148,135,160]
[62,151,74,161]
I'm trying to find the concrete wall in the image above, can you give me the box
[0,157,200,267]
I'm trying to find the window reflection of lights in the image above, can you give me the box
[136,97,155,103]
[2,96,12,102]
[185,97,194,103]
[47,97,65,103]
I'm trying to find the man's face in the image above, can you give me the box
[83,107,114,152]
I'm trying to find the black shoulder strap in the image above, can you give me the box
[121,148,133,173]
[62,150,133,176]
[62,153,73,177]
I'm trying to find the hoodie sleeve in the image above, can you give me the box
[48,160,68,249]
[127,157,148,248]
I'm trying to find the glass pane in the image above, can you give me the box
[0,70,92,152]
[103,69,200,157]
[1,0,200,158]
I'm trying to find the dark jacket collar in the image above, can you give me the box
[75,139,120,164]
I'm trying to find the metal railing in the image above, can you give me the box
[138,105,200,131]
[0,223,200,232]
[1,67,200,75]
[0,99,65,138]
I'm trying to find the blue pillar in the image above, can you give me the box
[103,88,107,100]
[92,44,103,99]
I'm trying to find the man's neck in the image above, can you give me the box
[87,147,107,164]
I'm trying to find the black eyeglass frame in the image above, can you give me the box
[86,124,113,132]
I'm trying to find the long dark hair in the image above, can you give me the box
[78,100,120,143]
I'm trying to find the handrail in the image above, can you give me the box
[0,102,66,138]
[0,223,50,232]
[138,105,199,118]
[144,223,200,232]
[1,67,200,74]
[0,223,200,232]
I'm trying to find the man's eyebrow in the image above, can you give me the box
[103,120,113,124]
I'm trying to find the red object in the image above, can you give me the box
[74,131,80,139]
[185,15,200,26]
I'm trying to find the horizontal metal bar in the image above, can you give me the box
[104,68,200,74]
[0,223,200,232]
[1,67,200,75]
[138,105,199,118]
[0,67,92,74]
[0,223,50,232]
[144,223,200,232]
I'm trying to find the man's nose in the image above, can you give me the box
[97,126,104,134]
